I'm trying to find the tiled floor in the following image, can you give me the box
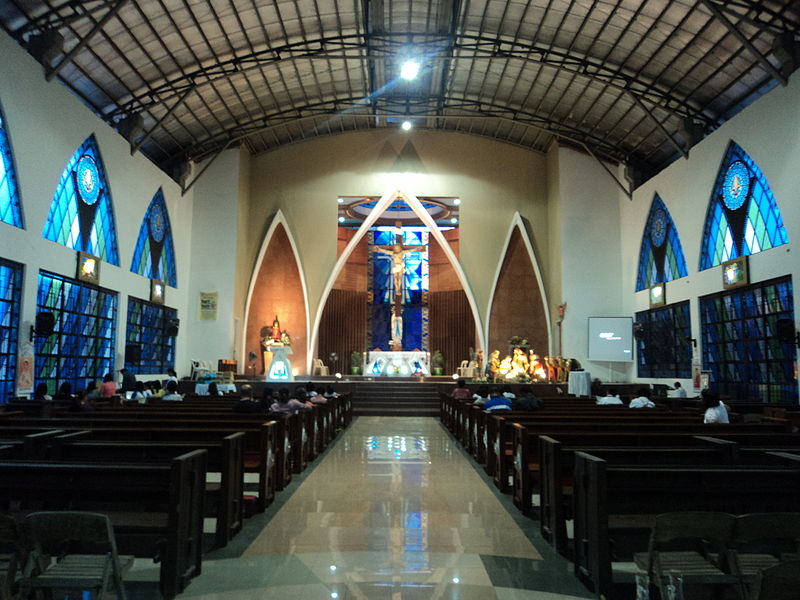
[132,417,592,599]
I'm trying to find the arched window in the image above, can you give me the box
[42,134,119,265]
[635,194,688,291]
[699,141,788,270]
[0,103,23,228]
[130,188,177,287]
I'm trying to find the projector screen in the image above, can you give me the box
[587,317,634,362]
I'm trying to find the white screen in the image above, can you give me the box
[587,317,634,362]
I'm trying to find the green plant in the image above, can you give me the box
[350,351,361,369]
[431,350,444,369]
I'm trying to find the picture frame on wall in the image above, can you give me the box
[722,256,749,289]
[151,279,165,304]
[649,283,666,308]
[76,251,100,284]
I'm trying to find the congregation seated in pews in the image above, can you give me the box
[0,380,353,599]
[439,380,800,599]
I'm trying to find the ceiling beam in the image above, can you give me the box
[700,0,788,87]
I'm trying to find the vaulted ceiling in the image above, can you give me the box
[2,0,798,187]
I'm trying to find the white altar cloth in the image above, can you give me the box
[365,351,430,376]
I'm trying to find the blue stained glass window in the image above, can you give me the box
[125,297,177,374]
[635,194,688,291]
[0,105,24,228]
[699,141,788,270]
[35,271,117,395]
[0,258,23,403]
[635,301,692,379]
[42,134,119,265]
[130,188,178,287]
[700,276,796,403]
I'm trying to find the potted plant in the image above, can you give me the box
[350,351,362,375]
[431,350,445,376]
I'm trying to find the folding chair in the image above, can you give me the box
[18,512,134,600]
[633,511,739,600]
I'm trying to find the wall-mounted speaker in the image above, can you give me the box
[166,317,180,337]
[34,311,55,336]
[776,318,796,344]
[125,343,141,363]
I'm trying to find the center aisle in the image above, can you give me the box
[178,417,592,599]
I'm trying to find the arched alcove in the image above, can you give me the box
[244,221,308,375]
[487,222,549,357]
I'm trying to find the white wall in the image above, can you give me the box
[0,32,195,380]
[620,72,800,394]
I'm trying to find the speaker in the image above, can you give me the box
[125,343,141,363]
[34,311,55,336]
[776,318,796,344]
[166,317,180,337]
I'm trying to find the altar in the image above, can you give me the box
[365,351,430,377]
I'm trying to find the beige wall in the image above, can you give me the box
[240,129,551,361]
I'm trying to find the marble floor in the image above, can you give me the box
[131,417,593,599]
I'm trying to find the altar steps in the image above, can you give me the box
[350,382,441,417]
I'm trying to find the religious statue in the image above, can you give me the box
[374,242,417,298]
[271,315,282,341]
[529,352,546,380]
[390,307,403,350]
[512,347,529,374]
[488,350,500,381]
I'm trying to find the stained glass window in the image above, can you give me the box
[130,188,177,287]
[700,276,796,403]
[635,301,692,379]
[0,258,23,403]
[35,271,117,395]
[0,104,23,228]
[125,297,177,374]
[699,141,788,270]
[635,194,688,291]
[42,134,119,265]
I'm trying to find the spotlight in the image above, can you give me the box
[337,197,344,203]
[451,373,459,380]
[329,565,337,572]
[401,120,412,131]
[450,217,458,224]
[335,372,342,379]
[400,60,420,80]
[338,216,345,223]
[453,198,461,205]
[452,577,460,584]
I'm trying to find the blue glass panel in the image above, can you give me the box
[699,141,788,270]
[635,194,688,291]
[0,106,24,229]
[130,188,178,287]
[0,259,22,402]
[34,271,117,394]
[125,297,176,374]
[635,301,692,378]
[42,135,119,265]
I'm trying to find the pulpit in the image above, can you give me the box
[265,345,294,382]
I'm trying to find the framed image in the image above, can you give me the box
[199,291,218,321]
[649,283,666,308]
[151,279,165,304]
[76,251,100,284]
[722,256,749,289]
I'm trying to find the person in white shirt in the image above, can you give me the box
[702,389,729,424]
[161,380,183,401]
[629,388,656,409]
[673,381,688,398]
[597,389,624,405]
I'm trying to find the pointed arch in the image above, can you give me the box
[242,210,310,374]
[485,213,552,355]
[699,140,788,271]
[309,188,485,372]
[42,134,119,265]
[635,194,688,291]
[0,101,24,228]
[130,188,178,287]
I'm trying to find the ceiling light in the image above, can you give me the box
[401,121,412,131]
[338,216,345,223]
[400,60,420,80]
[453,198,461,205]
[450,217,458,224]
[337,197,344,203]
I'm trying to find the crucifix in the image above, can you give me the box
[374,221,417,350]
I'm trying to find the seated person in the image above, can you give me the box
[629,387,656,408]
[99,373,117,398]
[54,381,74,402]
[161,380,183,401]
[233,384,262,412]
[597,389,623,405]
[472,385,490,406]
[701,389,729,424]
[85,380,101,401]
[502,385,516,400]
[270,387,312,414]
[451,379,472,400]
[512,386,542,410]
[306,383,327,404]
[672,381,688,398]
[150,380,166,398]
[483,387,512,411]
[130,381,148,403]
[323,385,339,398]
[33,382,52,401]
[207,381,223,396]
[68,389,94,413]
[260,387,275,409]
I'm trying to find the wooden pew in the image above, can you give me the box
[572,451,800,599]
[0,450,207,600]
[51,432,245,549]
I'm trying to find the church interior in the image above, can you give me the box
[0,1,799,599]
